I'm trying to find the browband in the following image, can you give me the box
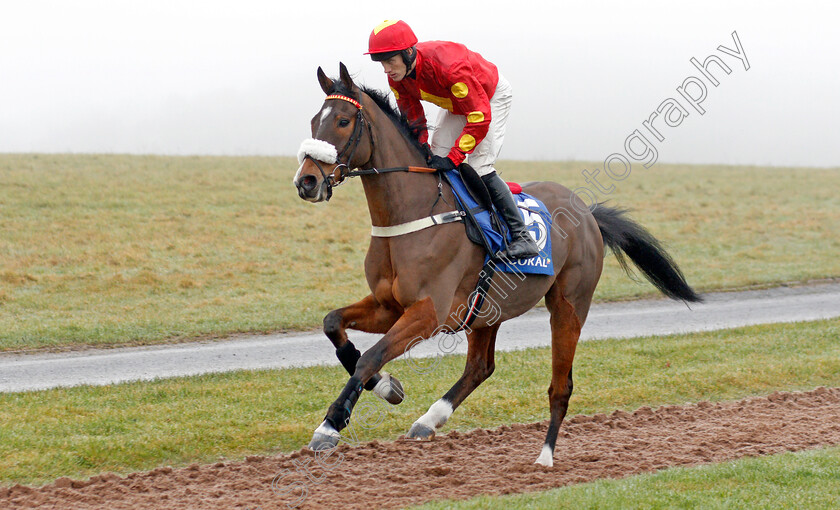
[325,94,363,109]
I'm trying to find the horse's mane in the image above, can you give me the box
[330,80,427,157]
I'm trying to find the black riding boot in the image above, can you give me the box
[481,172,540,260]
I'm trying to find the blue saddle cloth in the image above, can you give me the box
[444,170,554,276]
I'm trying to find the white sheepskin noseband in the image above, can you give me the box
[298,138,338,164]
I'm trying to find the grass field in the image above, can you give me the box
[0,317,837,486]
[1,154,838,351]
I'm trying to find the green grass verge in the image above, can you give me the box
[1,154,839,350]
[0,318,837,486]
[408,446,840,510]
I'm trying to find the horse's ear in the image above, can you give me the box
[317,67,334,95]
[339,62,355,90]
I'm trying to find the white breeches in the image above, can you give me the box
[429,74,513,177]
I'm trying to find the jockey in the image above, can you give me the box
[365,20,539,261]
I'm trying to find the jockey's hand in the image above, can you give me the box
[428,155,456,171]
[421,143,433,161]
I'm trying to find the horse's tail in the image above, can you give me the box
[591,204,702,303]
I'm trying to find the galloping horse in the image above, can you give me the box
[293,63,700,467]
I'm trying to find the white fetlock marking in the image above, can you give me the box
[372,373,394,400]
[314,420,339,439]
[415,399,454,430]
[535,444,554,467]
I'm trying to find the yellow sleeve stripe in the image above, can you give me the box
[390,87,399,100]
[467,111,485,124]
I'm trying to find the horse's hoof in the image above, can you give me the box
[308,421,340,450]
[405,422,436,441]
[309,433,339,450]
[534,445,554,467]
[373,372,405,405]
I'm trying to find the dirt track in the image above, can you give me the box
[4,387,840,509]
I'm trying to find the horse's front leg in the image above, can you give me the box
[406,324,500,440]
[324,294,404,405]
[309,297,439,450]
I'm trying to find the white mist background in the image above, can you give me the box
[1,0,836,167]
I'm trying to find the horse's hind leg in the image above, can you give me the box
[535,284,582,467]
[406,324,500,440]
[323,294,404,404]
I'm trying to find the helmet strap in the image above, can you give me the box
[401,47,417,74]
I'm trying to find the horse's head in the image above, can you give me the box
[293,63,373,202]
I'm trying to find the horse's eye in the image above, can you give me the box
[338,119,350,128]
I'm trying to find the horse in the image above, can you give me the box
[292,63,701,467]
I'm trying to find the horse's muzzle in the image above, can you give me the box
[294,174,329,202]
[297,174,317,195]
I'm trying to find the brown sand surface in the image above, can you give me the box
[3,387,840,509]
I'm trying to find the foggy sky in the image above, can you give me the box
[1,0,837,167]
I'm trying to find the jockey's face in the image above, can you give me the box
[380,49,414,81]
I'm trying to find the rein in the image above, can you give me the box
[345,166,437,177]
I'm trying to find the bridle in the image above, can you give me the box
[302,94,372,201]
[302,93,436,201]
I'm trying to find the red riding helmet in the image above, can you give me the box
[365,20,418,61]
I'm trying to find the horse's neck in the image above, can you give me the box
[361,120,445,227]
[361,172,443,227]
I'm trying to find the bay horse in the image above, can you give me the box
[293,63,700,467]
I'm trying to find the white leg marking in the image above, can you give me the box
[314,420,339,439]
[535,444,554,467]
[415,399,454,430]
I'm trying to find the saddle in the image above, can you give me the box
[441,165,554,277]
[440,164,505,255]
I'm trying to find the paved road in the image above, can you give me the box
[1,283,838,393]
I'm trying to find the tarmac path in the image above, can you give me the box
[1,282,838,393]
